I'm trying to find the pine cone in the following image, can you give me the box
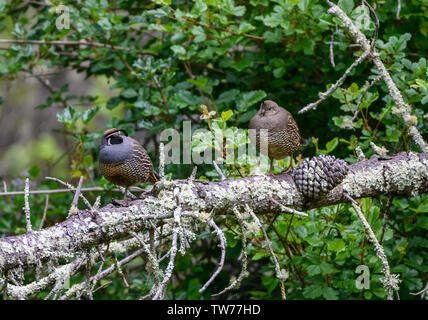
[293,155,348,199]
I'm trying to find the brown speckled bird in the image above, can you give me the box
[249,100,305,175]
[99,128,159,203]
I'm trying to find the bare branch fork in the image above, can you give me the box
[300,0,427,153]
[199,219,226,293]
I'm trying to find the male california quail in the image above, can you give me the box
[249,100,305,175]
[99,128,159,203]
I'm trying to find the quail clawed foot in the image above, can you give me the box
[281,155,295,174]
[266,159,275,176]
[281,166,293,174]
[112,198,128,207]
[137,188,155,200]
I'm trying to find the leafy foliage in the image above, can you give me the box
[0,0,427,300]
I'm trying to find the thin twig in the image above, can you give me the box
[270,198,308,217]
[396,0,401,20]
[92,280,112,293]
[89,260,105,293]
[344,193,400,300]
[190,166,198,180]
[24,178,32,233]
[212,160,226,181]
[370,141,389,156]
[45,177,92,210]
[247,205,288,300]
[379,197,392,245]
[326,0,427,152]
[60,247,146,300]
[153,190,181,300]
[163,4,266,41]
[39,194,49,230]
[23,69,56,94]
[410,280,428,298]
[213,207,249,297]
[69,176,83,216]
[330,24,338,68]
[183,61,213,111]
[2,273,8,300]
[0,39,156,56]
[355,146,366,162]
[362,0,379,53]
[199,219,226,293]
[299,50,370,114]
[112,254,129,288]
[351,75,382,121]
[330,33,335,68]
[159,142,165,180]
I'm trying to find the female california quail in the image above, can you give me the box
[99,128,159,203]
[249,100,305,175]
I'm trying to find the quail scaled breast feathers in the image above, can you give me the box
[99,128,159,200]
[249,100,305,174]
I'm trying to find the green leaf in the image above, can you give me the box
[322,287,339,300]
[190,0,207,17]
[298,0,316,13]
[339,0,354,14]
[238,22,255,34]
[263,29,282,43]
[97,17,112,30]
[221,110,233,122]
[191,26,206,43]
[416,216,428,230]
[28,165,40,179]
[327,238,346,252]
[238,110,257,123]
[319,262,336,275]
[187,77,208,89]
[411,202,428,214]
[372,287,387,299]
[225,231,238,248]
[325,137,339,153]
[237,90,266,112]
[306,265,321,276]
[217,89,240,106]
[0,0,6,13]
[233,5,246,16]
[83,155,93,167]
[171,45,186,56]
[56,106,77,128]
[303,285,323,299]
[106,97,122,110]
[252,251,269,260]
[262,276,279,294]
[171,32,187,44]
[81,106,101,124]
[121,88,138,99]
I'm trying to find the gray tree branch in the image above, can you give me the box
[0,151,426,274]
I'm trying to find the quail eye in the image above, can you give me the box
[107,136,123,145]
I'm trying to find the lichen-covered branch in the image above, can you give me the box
[0,152,426,275]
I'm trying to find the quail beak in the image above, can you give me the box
[260,108,265,116]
